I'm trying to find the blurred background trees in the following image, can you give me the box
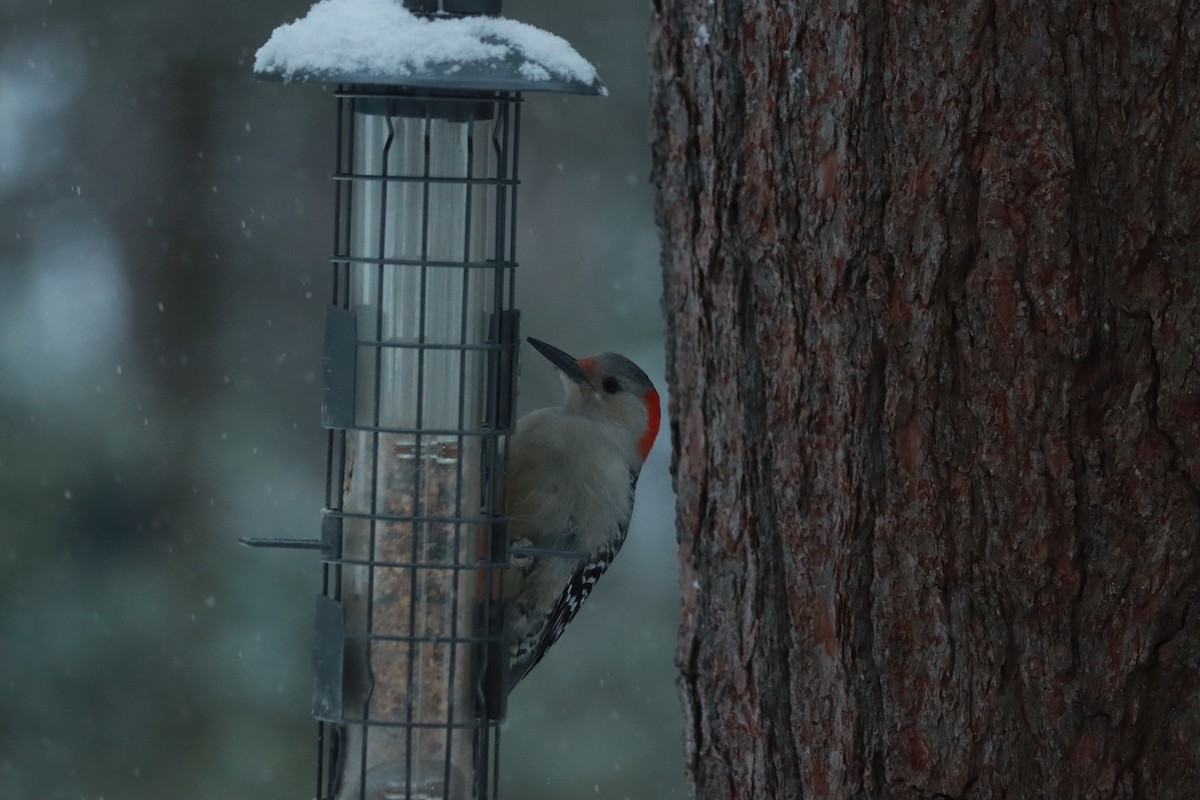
[0,1,684,798]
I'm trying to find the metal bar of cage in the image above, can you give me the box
[310,86,520,800]
[490,79,519,800]
[335,258,514,271]
[332,174,518,186]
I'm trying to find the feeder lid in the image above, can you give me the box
[254,0,606,95]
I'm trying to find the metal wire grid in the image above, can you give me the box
[314,85,521,800]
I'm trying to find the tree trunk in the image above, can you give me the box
[649,2,1200,798]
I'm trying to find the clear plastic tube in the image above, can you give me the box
[335,104,496,800]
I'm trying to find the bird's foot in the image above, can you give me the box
[508,537,535,570]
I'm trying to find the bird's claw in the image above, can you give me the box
[508,537,535,570]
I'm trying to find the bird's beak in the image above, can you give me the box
[528,337,592,387]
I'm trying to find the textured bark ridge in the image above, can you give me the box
[650,2,1200,798]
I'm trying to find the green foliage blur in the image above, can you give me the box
[0,0,684,798]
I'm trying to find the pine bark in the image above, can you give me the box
[649,2,1200,798]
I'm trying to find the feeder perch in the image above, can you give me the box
[242,1,604,798]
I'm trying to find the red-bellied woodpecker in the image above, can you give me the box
[504,337,661,692]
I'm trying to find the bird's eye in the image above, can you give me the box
[602,377,622,394]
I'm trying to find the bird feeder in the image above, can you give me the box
[242,1,604,798]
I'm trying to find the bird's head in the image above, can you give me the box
[527,337,661,464]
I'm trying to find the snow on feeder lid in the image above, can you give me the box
[253,0,606,95]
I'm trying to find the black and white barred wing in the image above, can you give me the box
[507,472,639,692]
[507,540,621,691]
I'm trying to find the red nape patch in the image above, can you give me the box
[639,389,661,461]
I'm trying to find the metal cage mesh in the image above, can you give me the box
[314,85,520,800]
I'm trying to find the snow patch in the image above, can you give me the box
[254,0,600,91]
